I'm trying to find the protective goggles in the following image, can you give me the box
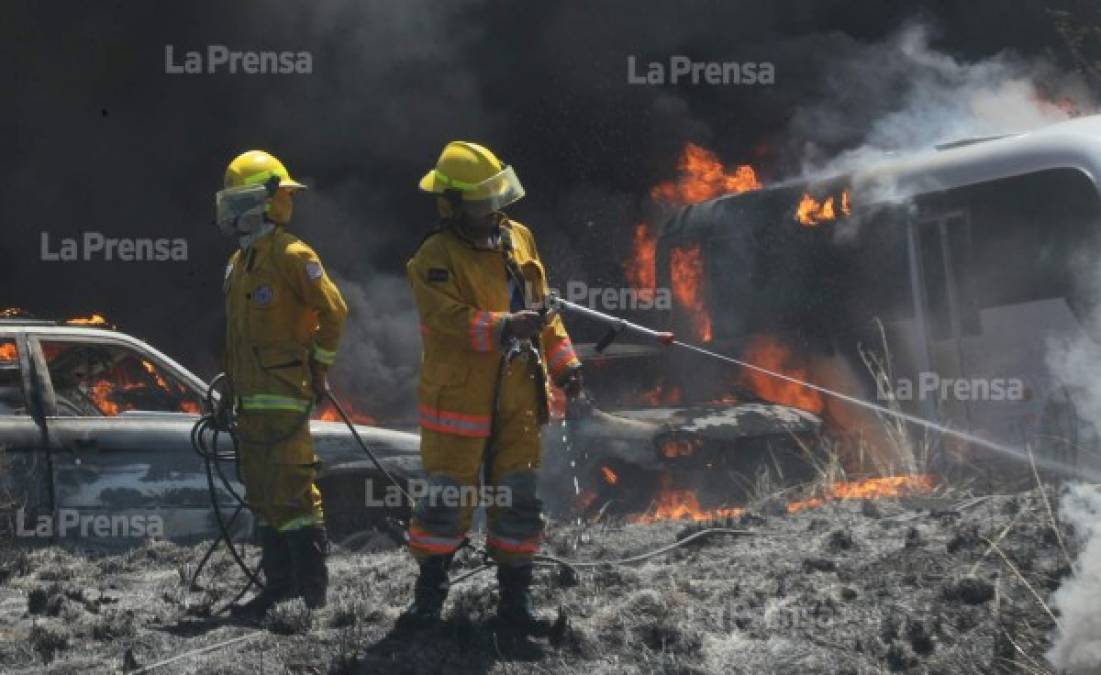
[438,165,525,217]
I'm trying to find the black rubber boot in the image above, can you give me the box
[287,525,329,609]
[397,555,452,628]
[231,526,294,621]
[496,564,553,637]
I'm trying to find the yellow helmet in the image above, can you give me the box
[224,150,307,191]
[419,141,524,216]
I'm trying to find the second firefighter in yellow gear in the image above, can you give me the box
[219,149,349,616]
[402,140,582,632]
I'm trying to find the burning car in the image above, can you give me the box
[542,342,823,520]
[0,314,419,545]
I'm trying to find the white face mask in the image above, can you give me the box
[215,182,272,237]
[238,223,276,250]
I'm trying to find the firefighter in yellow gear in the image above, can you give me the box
[401,141,583,633]
[216,150,349,617]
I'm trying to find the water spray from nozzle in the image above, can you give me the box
[546,293,1095,481]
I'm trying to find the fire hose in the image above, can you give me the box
[188,373,418,615]
[188,294,1060,609]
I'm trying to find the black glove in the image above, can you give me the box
[557,367,584,400]
[557,368,592,419]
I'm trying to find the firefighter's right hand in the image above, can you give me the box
[504,310,543,341]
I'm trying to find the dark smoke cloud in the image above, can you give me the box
[0,1,1092,419]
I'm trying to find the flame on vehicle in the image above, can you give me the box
[0,342,17,362]
[623,223,658,302]
[650,143,761,204]
[670,243,711,342]
[632,476,745,524]
[66,314,110,326]
[738,335,824,413]
[622,143,762,344]
[315,389,378,425]
[601,466,619,485]
[796,189,851,227]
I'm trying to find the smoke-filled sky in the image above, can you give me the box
[1,0,1096,417]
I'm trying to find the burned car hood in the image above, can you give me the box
[309,420,422,475]
[575,402,821,442]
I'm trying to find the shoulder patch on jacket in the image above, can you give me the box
[427,268,449,283]
[305,260,324,282]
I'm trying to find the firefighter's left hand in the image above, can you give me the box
[310,362,330,403]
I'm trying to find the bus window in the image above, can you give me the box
[963,168,1101,314]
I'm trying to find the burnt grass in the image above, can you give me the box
[0,488,1070,674]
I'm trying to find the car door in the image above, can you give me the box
[28,333,246,543]
[0,331,55,540]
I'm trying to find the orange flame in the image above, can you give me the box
[651,143,761,205]
[633,476,745,524]
[670,243,711,342]
[626,474,935,524]
[739,335,824,413]
[645,143,762,342]
[315,398,377,425]
[601,466,619,485]
[179,400,201,414]
[85,379,142,416]
[0,342,16,362]
[622,223,657,300]
[67,314,109,326]
[786,475,936,513]
[141,360,171,391]
[796,190,851,227]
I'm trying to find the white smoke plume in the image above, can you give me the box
[790,23,1094,177]
[1047,483,1101,672]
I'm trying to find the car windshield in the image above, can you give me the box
[40,339,202,417]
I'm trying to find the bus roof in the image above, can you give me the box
[852,113,1101,202]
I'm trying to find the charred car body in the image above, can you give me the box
[0,319,419,545]
[542,342,823,518]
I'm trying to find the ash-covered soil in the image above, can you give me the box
[0,488,1070,674]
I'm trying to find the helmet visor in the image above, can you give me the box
[459,165,525,216]
[215,184,269,235]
